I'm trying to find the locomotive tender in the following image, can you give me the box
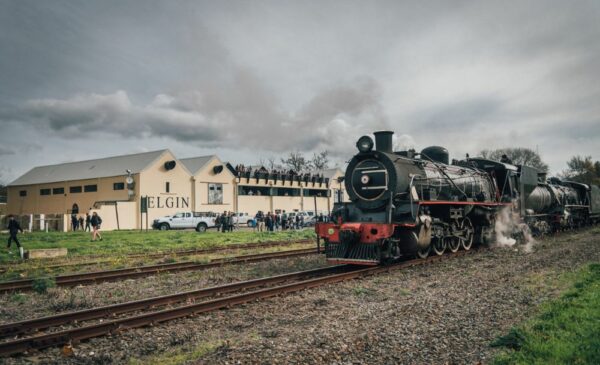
[316,131,600,265]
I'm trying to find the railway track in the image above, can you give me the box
[0,239,315,273]
[0,247,322,293]
[0,249,475,357]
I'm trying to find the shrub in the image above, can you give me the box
[31,277,56,294]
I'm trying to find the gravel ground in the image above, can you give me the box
[2,227,599,364]
[0,250,325,323]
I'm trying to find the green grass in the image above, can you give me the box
[0,229,315,264]
[491,263,600,365]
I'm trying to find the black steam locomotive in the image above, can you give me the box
[316,131,600,265]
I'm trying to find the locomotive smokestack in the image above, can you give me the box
[373,131,394,153]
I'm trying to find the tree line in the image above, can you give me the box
[259,150,330,173]
[559,156,600,185]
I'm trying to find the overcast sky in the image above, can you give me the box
[1,0,599,183]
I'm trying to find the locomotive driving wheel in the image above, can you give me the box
[446,236,460,253]
[432,237,446,256]
[416,245,431,259]
[459,217,474,250]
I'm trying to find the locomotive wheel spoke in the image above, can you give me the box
[447,237,460,253]
[460,218,474,251]
[432,238,446,256]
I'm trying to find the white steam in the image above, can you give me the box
[494,206,536,252]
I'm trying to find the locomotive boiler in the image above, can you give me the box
[316,131,510,264]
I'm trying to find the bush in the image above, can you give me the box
[31,277,56,294]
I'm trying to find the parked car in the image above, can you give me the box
[232,212,253,226]
[152,211,216,232]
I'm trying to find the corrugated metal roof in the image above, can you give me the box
[179,155,215,175]
[9,150,168,186]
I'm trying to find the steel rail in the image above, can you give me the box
[0,249,473,356]
[0,247,322,293]
[0,265,348,340]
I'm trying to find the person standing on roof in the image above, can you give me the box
[500,154,513,164]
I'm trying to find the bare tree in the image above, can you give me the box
[266,157,283,171]
[311,150,330,171]
[479,147,549,172]
[281,151,310,173]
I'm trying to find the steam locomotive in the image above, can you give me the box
[315,131,600,265]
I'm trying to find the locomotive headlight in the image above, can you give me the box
[361,175,370,184]
[356,135,374,153]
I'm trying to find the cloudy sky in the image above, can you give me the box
[0,0,599,183]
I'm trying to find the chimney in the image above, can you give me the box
[373,131,394,153]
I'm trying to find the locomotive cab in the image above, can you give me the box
[458,158,520,203]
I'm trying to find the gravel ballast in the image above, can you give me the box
[2,227,599,364]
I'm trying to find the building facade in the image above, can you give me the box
[6,150,347,230]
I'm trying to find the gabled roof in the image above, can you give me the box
[179,155,216,175]
[9,150,168,186]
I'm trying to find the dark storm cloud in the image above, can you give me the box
[408,97,505,133]
[3,76,388,155]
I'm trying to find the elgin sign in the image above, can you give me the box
[141,196,190,212]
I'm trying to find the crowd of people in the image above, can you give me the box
[234,164,325,181]
[213,209,328,233]
[252,210,326,232]
[70,213,91,232]
[70,212,103,241]
[215,211,235,232]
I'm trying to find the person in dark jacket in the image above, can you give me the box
[90,212,103,241]
[228,212,234,232]
[215,214,222,232]
[71,214,78,231]
[221,212,228,233]
[85,213,91,232]
[7,215,23,250]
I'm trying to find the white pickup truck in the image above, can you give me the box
[152,212,217,232]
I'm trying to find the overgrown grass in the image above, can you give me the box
[491,263,600,365]
[128,340,224,365]
[0,229,315,264]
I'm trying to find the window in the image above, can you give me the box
[113,182,125,190]
[238,186,270,196]
[166,182,170,193]
[273,187,301,197]
[208,183,223,204]
[70,186,82,193]
[84,184,97,192]
[53,187,64,195]
[40,188,51,196]
[303,189,330,197]
[19,190,27,197]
